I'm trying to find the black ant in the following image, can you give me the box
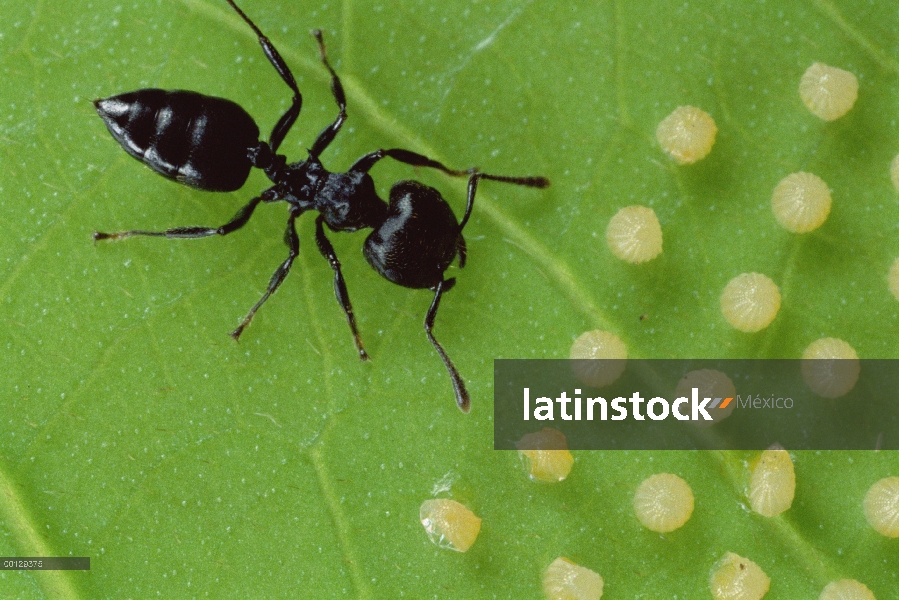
[92,0,549,412]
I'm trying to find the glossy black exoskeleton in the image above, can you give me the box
[93,0,549,412]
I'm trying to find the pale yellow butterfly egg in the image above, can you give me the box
[890,154,899,193]
[720,273,781,332]
[799,62,859,121]
[606,206,663,264]
[801,337,860,398]
[419,499,481,552]
[674,369,737,427]
[887,257,899,301]
[709,553,770,600]
[656,106,718,164]
[542,557,604,600]
[569,330,627,387]
[516,427,574,483]
[863,476,899,538]
[633,473,694,533]
[771,172,831,233]
[819,579,876,600]
[749,448,796,517]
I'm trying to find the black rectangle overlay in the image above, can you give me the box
[495,359,899,450]
[0,557,90,570]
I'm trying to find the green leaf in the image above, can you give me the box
[1,0,898,597]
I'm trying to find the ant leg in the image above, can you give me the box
[350,149,470,177]
[231,210,301,340]
[314,215,369,361]
[351,151,549,230]
[351,149,553,194]
[352,148,548,233]
[225,0,302,153]
[308,30,347,158]
[93,190,274,241]
[424,278,470,413]
[460,172,550,231]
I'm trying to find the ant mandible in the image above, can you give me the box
[93,0,549,412]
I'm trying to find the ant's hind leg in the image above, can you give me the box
[459,172,550,231]
[424,278,470,413]
[314,215,369,361]
[350,148,470,177]
[93,190,273,242]
[350,150,550,232]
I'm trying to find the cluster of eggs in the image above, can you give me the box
[415,56,890,599]
[420,436,893,598]
[604,61,890,345]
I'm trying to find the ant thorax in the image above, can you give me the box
[309,170,387,233]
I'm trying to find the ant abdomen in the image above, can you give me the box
[364,180,462,290]
[94,89,260,192]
